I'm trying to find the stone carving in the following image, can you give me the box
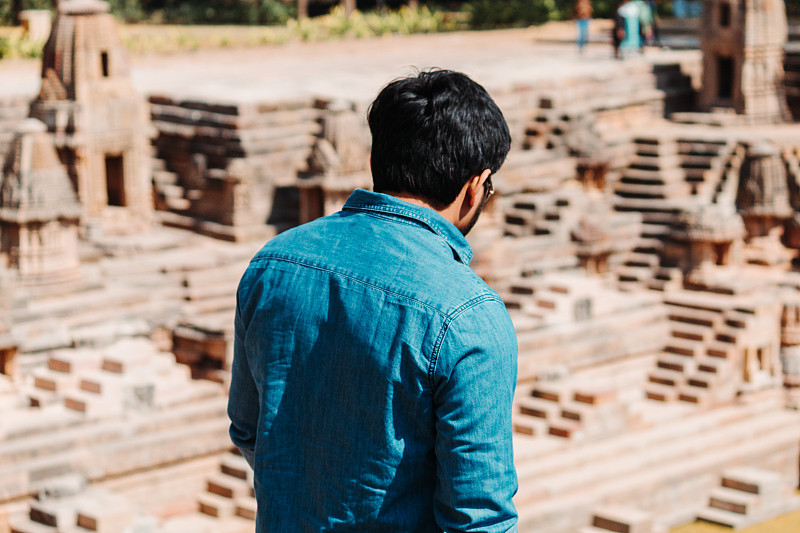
[3,16,800,533]
[0,119,82,295]
[671,203,745,283]
[30,0,153,235]
[699,0,789,123]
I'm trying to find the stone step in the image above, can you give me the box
[220,453,251,481]
[686,374,716,389]
[680,153,726,169]
[714,326,741,344]
[516,407,799,505]
[614,182,691,199]
[617,265,653,283]
[512,413,548,436]
[633,140,678,157]
[32,368,79,393]
[207,472,252,500]
[649,368,685,387]
[235,497,257,521]
[516,411,800,531]
[664,291,733,314]
[64,389,123,418]
[198,492,237,519]
[665,306,723,329]
[657,353,697,373]
[560,401,597,423]
[677,387,710,406]
[625,252,660,268]
[531,383,573,403]
[706,342,737,360]
[677,141,728,157]
[504,207,538,227]
[630,154,683,170]
[721,466,784,496]
[548,419,583,440]
[645,382,679,402]
[9,519,57,533]
[708,486,761,515]
[591,505,653,533]
[614,197,684,213]
[697,506,748,529]
[633,238,664,254]
[724,311,753,329]
[695,357,730,376]
[518,396,561,420]
[514,400,780,485]
[664,337,703,357]
[639,222,671,238]
[669,322,713,343]
[621,167,685,183]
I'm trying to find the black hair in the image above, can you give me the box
[367,69,511,207]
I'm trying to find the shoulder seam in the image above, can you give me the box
[427,293,504,391]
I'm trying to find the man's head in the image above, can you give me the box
[368,69,511,212]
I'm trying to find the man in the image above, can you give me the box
[228,69,518,532]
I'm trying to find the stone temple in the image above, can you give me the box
[30,0,152,235]
[2,1,800,532]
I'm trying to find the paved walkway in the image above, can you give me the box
[0,26,698,104]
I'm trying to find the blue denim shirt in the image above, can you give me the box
[228,189,518,533]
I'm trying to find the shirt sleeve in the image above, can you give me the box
[431,295,519,533]
[227,289,259,470]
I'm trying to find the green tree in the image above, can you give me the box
[0,0,52,25]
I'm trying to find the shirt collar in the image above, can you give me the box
[342,189,474,265]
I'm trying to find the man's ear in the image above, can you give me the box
[467,169,492,206]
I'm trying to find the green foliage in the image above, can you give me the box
[465,0,552,28]
[0,30,43,59]
[107,0,147,22]
[257,0,295,24]
[464,0,620,28]
[0,0,297,26]
[288,4,457,42]
[158,0,295,25]
[118,5,458,55]
[0,0,51,26]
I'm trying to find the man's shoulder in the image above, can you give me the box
[242,211,498,318]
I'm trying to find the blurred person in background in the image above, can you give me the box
[575,0,593,54]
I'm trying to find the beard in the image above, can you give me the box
[460,201,485,236]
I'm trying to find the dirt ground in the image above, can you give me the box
[1,21,689,104]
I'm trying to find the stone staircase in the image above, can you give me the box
[512,351,657,442]
[612,136,738,291]
[513,381,630,442]
[513,398,800,532]
[579,506,664,533]
[196,452,256,523]
[614,136,687,289]
[676,138,736,201]
[645,293,747,406]
[697,467,800,529]
[9,486,146,533]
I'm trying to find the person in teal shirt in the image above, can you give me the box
[228,69,519,533]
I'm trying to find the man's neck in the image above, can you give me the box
[385,191,461,227]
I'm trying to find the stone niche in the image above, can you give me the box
[30,0,153,235]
